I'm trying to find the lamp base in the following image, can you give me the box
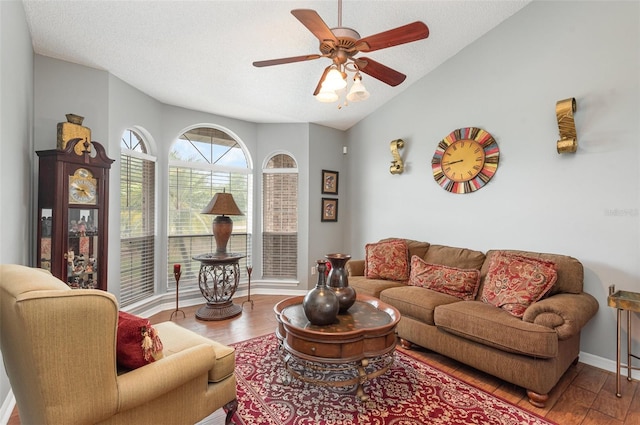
[213,215,233,254]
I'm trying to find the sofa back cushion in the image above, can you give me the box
[381,238,430,261]
[481,252,558,317]
[409,256,481,301]
[480,250,584,296]
[365,239,410,281]
[422,244,486,270]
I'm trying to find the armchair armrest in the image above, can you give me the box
[116,344,216,412]
[522,292,599,340]
[347,259,365,276]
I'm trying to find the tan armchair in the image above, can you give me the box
[0,264,237,425]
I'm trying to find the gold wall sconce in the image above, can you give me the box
[389,139,405,174]
[556,97,578,153]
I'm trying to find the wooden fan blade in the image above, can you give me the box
[291,9,337,44]
[313,66,332,96]
[356,57,406,86]
[355,21,429,52]
[253,54,321,67]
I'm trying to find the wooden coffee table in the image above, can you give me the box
[273,294,400,399]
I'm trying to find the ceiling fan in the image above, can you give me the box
[252,0,429,101]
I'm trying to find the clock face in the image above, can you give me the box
[432,127,500,194]
[69,168,97,205]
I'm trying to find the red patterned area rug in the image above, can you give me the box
[229,333,556,425]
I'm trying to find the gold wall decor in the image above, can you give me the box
[389,139,405,174]
[57,114,91,155]
[556,97,578,153]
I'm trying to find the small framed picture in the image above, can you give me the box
[321,170,339,195]
[321,198,338,222]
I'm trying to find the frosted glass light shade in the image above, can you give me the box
[316,85,339,102]
[323,67,347,91]
[346,75,370,102]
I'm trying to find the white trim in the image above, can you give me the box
[261,150,298,170]
[169,122,254,170]
[263,168,298,174]
[0,389,15,425]
[121,148,156,163]
[580,350,640,380]
[168,159,251,174]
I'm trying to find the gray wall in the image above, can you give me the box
[33,56,336,300]
[2,0,639,416]
[308,124,348,272]
[345,0,640,368]
[0,0,34,412]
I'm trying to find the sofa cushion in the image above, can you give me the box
[434,301,558,358]
[153,321,235,382]
[380,286,461,326]
[422,244,486,270]
[117,311,164,370]
[349,276,405,298]
[381,238,430,261]
[482,252,558,317]
[409,256,480,301]
[365,239,410,281]
[481,250,583,296]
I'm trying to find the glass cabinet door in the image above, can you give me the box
[67,208,99,288]
[39,208,53,272]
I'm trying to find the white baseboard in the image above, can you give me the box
[580,350,640,380]
[0,390,15,425]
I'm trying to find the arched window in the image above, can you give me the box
[262,153,298,278]
[120,129,156,306]
[168,126,252,286]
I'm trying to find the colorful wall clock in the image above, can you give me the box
[431,127,500,194]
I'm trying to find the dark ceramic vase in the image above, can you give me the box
[303,260,339,326]
[326,253,356,313]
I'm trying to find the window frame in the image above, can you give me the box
[262,152,298,280]
[119,129,157,307]
[167,125,253,288]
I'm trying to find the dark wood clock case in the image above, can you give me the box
[36,138,114,290]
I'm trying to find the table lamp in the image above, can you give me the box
[201,189,243,255]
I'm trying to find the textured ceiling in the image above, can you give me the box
[22,0,531,130]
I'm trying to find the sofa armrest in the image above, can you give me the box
[116,344,216,412]
[522,292,599,340]
[346,259,365,276]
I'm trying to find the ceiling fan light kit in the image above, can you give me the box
[322,66,348,91]
[253,0,429,107]
[346,73,370,102]
[316,85,340,103]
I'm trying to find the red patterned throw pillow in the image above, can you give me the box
[365,239,410,281]
[409,256,481,301]
[117,311,164,369]
[481,252,558,317]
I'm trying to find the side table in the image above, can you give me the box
[193,253,245,321]
[607,287,640,397]
[273,294,400,400]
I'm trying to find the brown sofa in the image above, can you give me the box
[347,239,599,407]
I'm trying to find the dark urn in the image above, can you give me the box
[326,253,356,313]
[303,260,339,326]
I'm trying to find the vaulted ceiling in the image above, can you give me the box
[22,1,531,130]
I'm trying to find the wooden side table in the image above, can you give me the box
[607,287,640,397]
[193,253,245,321]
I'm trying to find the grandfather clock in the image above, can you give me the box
[36,138,115,290]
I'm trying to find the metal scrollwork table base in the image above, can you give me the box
[193,253,245,321]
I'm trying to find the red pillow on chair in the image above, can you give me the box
[117,311,164,369]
